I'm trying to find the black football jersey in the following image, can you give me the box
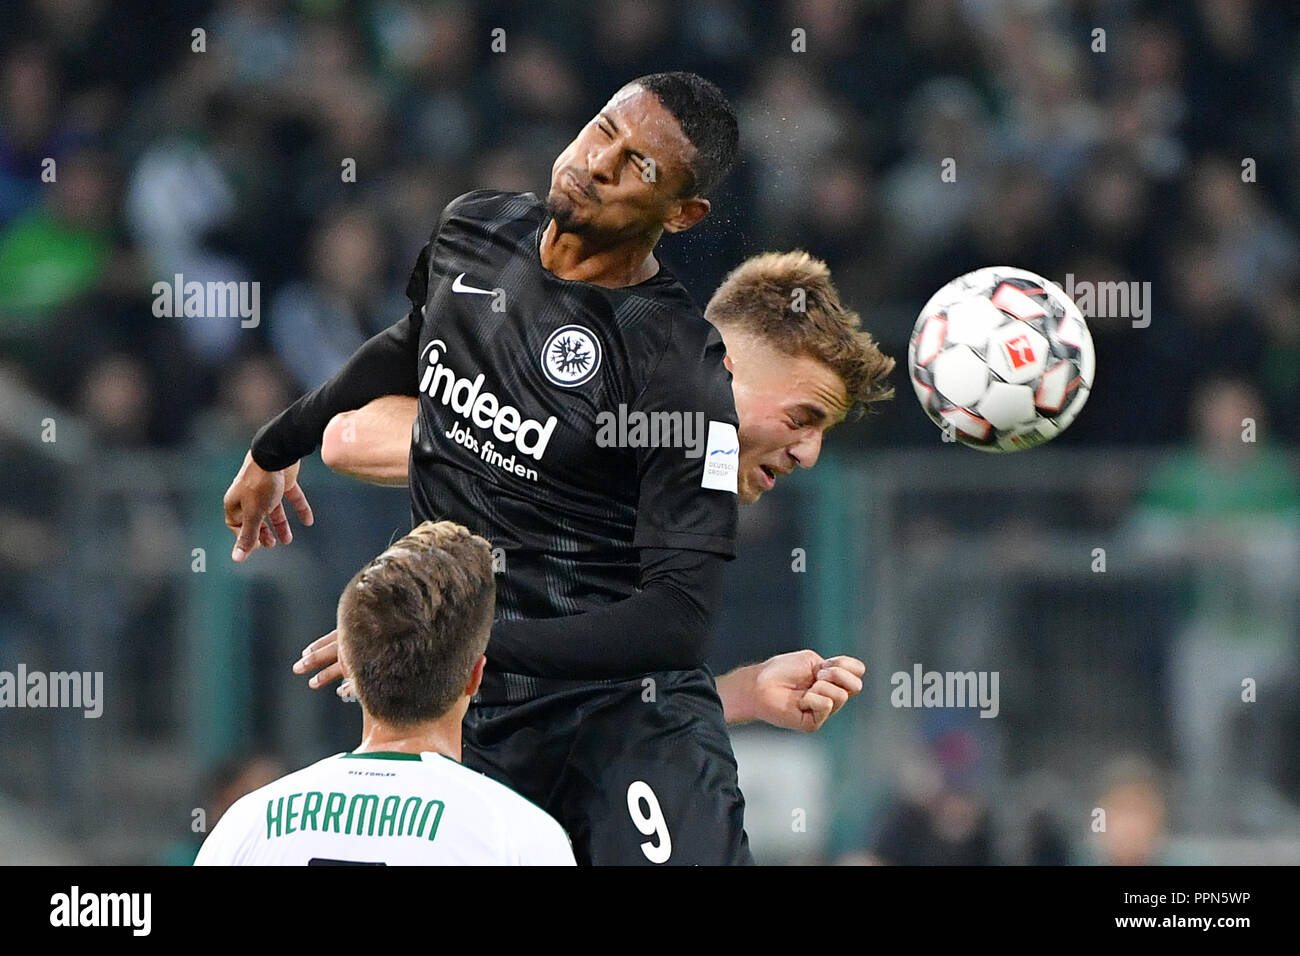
[398,190,738,622]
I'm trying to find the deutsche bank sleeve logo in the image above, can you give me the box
[701,421,739,493]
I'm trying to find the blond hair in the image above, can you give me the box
[705,251,895,418]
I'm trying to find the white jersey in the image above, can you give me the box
[194,751,575,866]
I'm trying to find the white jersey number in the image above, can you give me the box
[626,780,672,864]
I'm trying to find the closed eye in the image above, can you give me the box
[596,118,647,171]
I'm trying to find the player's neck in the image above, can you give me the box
[355,713,463,762]
[540,220,661,287]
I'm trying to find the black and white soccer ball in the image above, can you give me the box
[908,266,1096,452]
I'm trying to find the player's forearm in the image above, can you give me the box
[486,548,725,679]
[716,664,761,725]
[485,587,712,678]
[321,396,417,486]
[251,316,419,472]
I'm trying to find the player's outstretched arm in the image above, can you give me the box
[295,550,731,689]
[486,548,727,678]
[717,650,865,733]
[223,453,315,562]
[321,396,417,487]
[226,285,425,563]
[295,550,731,688]
[293,634,871,733]
[227,228,437,563]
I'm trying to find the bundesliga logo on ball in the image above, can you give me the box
[908,266,1096,452]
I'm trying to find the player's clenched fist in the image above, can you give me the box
[223,451,315,562]
[724,649,866,733]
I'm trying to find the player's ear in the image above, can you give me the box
[723,352,735,373]
[464,655,487,698]
[663,196,709,234]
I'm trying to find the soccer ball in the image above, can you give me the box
[908,266,1095,452]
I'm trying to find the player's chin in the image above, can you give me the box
[545,191,579,227]
[737,480,762,505]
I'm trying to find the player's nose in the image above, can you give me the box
[587,144,619,184]
[790,431,823,470]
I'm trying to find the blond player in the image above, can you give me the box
[196,521,575,865]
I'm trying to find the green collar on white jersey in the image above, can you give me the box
[341,751,423,761]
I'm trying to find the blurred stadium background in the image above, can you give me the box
[1,0,1298,865]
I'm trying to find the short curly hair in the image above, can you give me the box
[628,72,739,198]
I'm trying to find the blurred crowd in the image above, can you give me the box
[2,0,1299,862]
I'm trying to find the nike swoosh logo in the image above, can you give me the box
[451,273,494,295]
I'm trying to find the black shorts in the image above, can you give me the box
[463,667,753,865]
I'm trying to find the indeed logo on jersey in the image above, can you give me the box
[420,339,558,460]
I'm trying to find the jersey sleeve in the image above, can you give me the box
[485,547,724,678]
[249,245,429,471]
[630,323,739,557]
